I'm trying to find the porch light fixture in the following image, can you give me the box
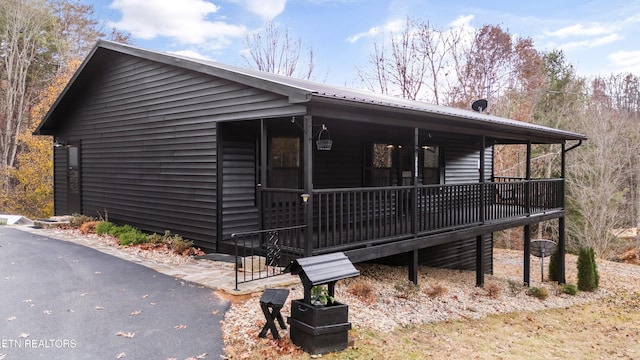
[301,193,310,203]
[53,137,65,147]
[315,124,332,151]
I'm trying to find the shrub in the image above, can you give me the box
[69,214,95,228]
[424,284,448,298]
[168,234,193,254]
[108,224,138,238]
[117,229,149,246]
[526,287,548,300]
[394,280,420,299]
[560,283,578,296]
[577,247,599,292]
[348,280,376,304]
[95,221,116,235]
[548,250,559,282]
[79,221,100,234]
[484,282,501,299]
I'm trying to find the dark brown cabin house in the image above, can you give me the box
[35,40,586,286]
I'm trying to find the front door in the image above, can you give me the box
[67,145,81,214]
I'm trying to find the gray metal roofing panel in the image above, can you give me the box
[289,252,360,286]
[37,40,587,142]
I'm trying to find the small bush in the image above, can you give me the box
[424,284,448,298]
[95,221,116,235]
[108,224,138,238]
[560,283,578,296]
[526,287,549,300]
[577,247,599,292]
[394,280,420,299]
[79,221,100,234]
[548,250,559,282]
[484,282,501,299]
[69,214,95,228]
[348,280,376,304]
[508,280,525,296]
[168,234,193,254]
[118,229,149,246]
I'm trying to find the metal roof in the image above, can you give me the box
[35,40,587,143]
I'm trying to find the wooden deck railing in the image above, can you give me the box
[260,179,563,254]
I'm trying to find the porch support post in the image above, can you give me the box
[525,141,531,214]
[409,250,419,285]
[303,115,314,257]
[558,142,567,284]
[524,224,531,286]
[476,235,484,287]
[413,127,419,235]
[259,119,268,231]
[479,136,486,224]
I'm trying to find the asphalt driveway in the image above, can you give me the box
[0,227,229,360]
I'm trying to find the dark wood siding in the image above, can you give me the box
[429,144,494,273]
[222,137,259,238]
[53,53,304,247]
[53,146,68,215]
[418,235,493,274]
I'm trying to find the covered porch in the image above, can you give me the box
[220,112,579,287]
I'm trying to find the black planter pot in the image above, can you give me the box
[288,299,351,354]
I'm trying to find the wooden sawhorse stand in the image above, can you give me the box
[259,288,289,339]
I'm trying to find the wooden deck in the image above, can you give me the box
[225,179,564,262]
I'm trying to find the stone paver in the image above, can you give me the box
[17,225,299,295]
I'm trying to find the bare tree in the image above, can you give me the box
[243,21,316,80]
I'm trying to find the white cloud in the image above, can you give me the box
[168,50,212,61]
[108,0,246,48]
[544,23,611,39]
[448,14,474,29]
[230,0,287,20]
[609,50,640,73]
[554,33,622,52]
[346,19,405,43]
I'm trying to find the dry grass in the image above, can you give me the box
[424,284,448,298]
[483,282,501,298]
[347,279,376,304]
[326,293,640,360]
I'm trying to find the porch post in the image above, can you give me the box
[259,119,268,231]
[558,142,567,284]
[479,135,485,223]
[476,136,486,287]
[409,249,419,285]
[525,141,531,214]
[303,115,314,257]
[524,224,531,286]
[409,128,419,285]
[476,235,484,287]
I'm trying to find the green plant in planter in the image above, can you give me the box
[310,285,334,306]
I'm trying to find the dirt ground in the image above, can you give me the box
[222,248,640,360]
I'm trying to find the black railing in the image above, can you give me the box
[231,224,306,290]
[260,179,564,255]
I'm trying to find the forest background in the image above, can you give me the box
[1,0,638,260]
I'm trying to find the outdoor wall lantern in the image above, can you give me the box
[300,193,310,203]
[53,137,66,147]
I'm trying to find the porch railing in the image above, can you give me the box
[260,179,563,255]
[231,224,306,290]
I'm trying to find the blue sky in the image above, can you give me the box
[82,0,640,87]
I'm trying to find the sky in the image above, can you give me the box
[81,0,640,87]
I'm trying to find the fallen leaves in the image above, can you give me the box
[116,352,126,359]
[95,306,104,310]
[19,333,29,338]
[115,331,135,338]
[174,324,188,330]
[7,316,16,321]
[130,310,142,316]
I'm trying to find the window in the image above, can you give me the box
[422,146,441,185]
[371,143,393,186]
[270,137,300,188]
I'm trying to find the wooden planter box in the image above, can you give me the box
[288,299,351,354]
